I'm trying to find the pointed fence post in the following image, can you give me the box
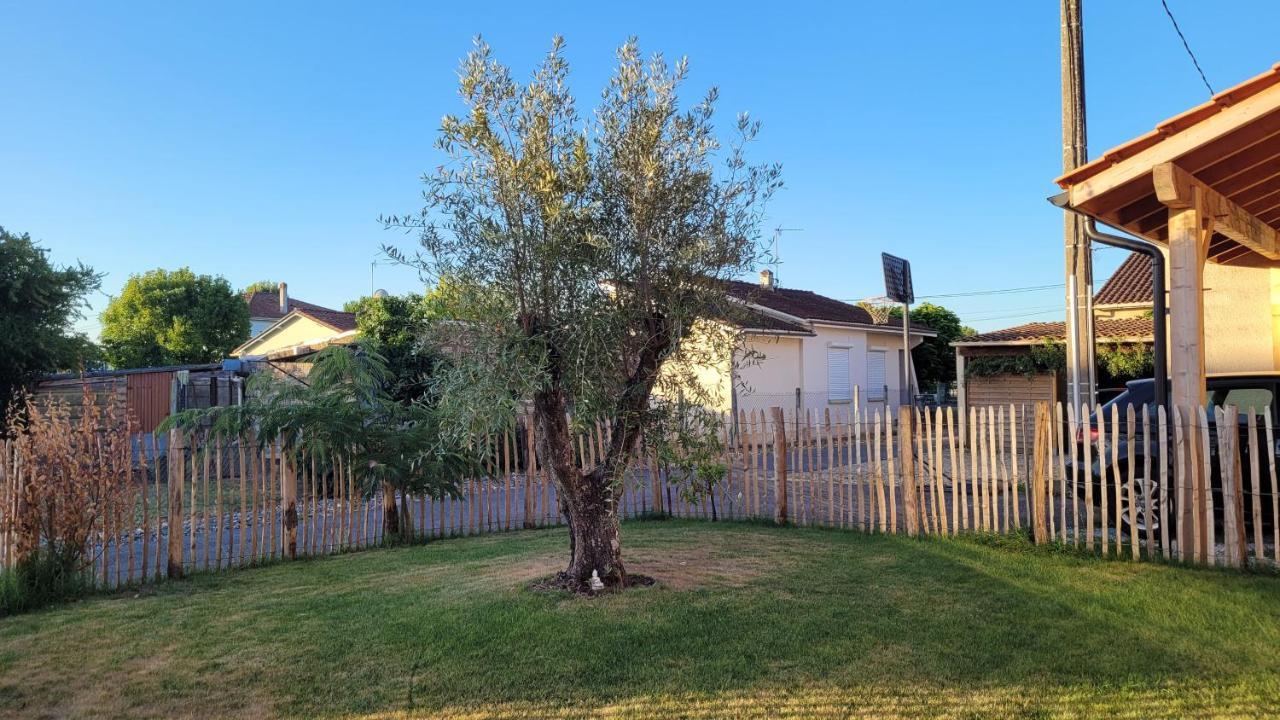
[282,443,298,559]
[167,430,185,579]
[899,406,918,536]
[1031,402,1050,544]
[770,407,788,525]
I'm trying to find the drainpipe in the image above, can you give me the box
[1049,193,1168,409]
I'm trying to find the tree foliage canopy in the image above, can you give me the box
[100,268,249,368]
[386,37,781,435]
[161,346,479,502]
[240,279,278,295]
[0,227,102,418]
[896,303,974,389]
[344,289,453,405]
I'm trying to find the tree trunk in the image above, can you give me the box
[561,470,625,589]
[534,389,627,591]
[381,481,399,537]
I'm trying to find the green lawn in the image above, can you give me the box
[1,521,1278,719]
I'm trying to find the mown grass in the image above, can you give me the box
[1,520,1278,719]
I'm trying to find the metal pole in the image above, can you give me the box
[902,302,912,407]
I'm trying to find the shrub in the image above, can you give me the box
[2,384,134,613]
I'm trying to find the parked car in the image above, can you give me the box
[1068,373,1278,540]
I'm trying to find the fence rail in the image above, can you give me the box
[1,401,1276,591]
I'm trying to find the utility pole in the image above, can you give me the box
[1061,0,1095,410]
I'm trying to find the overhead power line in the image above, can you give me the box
[840,283,1064,304]
[917,283,1064,300]
[962,308,1064,324]
[1160,0,1214,96]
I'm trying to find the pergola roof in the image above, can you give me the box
[1056,63,1280,266]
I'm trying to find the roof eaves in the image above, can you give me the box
[810,319,939,337]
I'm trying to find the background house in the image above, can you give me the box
[235,282,356,358]
[951,246,1280,417]
[672,271,935,418]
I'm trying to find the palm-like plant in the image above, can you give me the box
[161,345,479,540]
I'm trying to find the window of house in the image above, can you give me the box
[827,347,851,403]
[867,351,886,402]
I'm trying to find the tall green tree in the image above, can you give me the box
[385,38,780,591]
[0,227,102,419]
[345,291,444,405]
[100,268,249,368]
[892,303,974,390]
[240,279,279,295]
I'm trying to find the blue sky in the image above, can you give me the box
[4,2,1280,337]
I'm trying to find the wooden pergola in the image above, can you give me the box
[1056,63,1280,412]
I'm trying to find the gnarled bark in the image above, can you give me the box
[534,388,627,591]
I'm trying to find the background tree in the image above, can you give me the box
[100,268,249,368]
[345,292,440,404]
[240,279,279,295]
[0,227,102,420]
[891,303,974,390]
[385,38,780,591]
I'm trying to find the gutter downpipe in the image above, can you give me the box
[1050,192,1168,410]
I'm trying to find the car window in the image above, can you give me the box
[1208,386,1273,418]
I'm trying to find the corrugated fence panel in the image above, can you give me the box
[126,371,173,433]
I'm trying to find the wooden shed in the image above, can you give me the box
[31,363,244,434]
[952,316,1152,423]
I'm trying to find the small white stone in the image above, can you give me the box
[589,570,604,592]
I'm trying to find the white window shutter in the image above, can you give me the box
[827,347,851,402]
[867,351,886,401]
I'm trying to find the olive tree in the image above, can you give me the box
[386,37,779,591]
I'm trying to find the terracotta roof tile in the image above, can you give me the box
[296,308,357,332]
[724,280,933,333]
[1094,253,1153,306]
[244,291,343,320]
[956,317,1152,345]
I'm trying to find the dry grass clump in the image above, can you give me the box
[2,384,135,612]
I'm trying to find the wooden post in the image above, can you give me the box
[1217,406,1246,568]
[1126,404,1139,560]
[1197,406,1214,565]
[1172,406,1188,562]
[1097,406,1109,555]
[1247,409,1264,562]
[282,444,298,559]
[166,431,184,579]
[1265,411,1280,566]
[524,414,537,529]
[214,438,224,570]
[770,407,788,525]
[138,435,151,583]
[1140,405,1155,556]
[504,429,513,531]
[1167,196,1209,561]
[899,406,918,537]
[1158,406,1171,559]
[1031,402,1050,544]
[240,440,250,565]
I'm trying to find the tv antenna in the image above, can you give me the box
[770,227,803,284]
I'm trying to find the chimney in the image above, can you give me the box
[758,269,776,290]
[278,282,288,314]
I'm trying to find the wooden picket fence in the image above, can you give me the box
[1,401,1276,590]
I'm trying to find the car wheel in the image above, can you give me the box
[1118,472,1162,534]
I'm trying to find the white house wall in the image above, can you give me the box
[734,325,921,418]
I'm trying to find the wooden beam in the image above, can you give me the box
[1167,198,1210,414]
[1064,84,1280,208]
[1154,162,1280,260]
